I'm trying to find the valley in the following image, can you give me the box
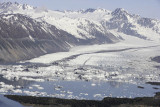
[0,2,160,106]
[0,36,160,100]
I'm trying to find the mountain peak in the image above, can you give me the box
[0,1,19,6]
[80,8,110,14]
[83,8,96,13]
[0,2,12,9]
[95,8,111,13]
[14,2,19,5]
[112,8,128,15]
[0,2,34,10]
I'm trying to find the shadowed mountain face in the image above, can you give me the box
[0,14,76,63]
[102,8,160,39]
[0,2,159,63]
[0,14,118,63]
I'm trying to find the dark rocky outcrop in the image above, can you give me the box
[0,14,118,63]
[5,94,160,107]
[151,56,160,63]
[102,8,160,40]
[0,14,75,63]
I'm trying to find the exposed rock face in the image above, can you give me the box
[0,2,160,63]
[0,14,75,63]
[0,14,118,63]
[102,8,160,40]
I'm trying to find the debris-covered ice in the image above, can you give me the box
[0,37,160,100]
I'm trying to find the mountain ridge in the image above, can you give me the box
[0,2,159,63]
[0,13,118,63]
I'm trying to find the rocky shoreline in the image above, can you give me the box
[5,93,160,107]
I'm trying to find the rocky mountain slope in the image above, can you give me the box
[0,2,159,63]
[0,14,76,63]
[0,13,117,63]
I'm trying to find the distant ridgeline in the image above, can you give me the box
[0,2,159,63]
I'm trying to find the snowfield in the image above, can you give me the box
[0,35,160,100]
[1,2,160,42]
[0,2,160,100]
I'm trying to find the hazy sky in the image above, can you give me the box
[1,0,160,19]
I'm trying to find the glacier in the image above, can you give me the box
[0,2,160,100]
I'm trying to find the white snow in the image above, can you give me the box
[17,35,160,85]
[27,31,160,64]
[0,2,160,100]
[1,2,159,41]
[32,84,44,90]
[29,35,35,42]
[0,82,14,93]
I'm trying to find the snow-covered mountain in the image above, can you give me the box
[0,13,75,63]
[0,2,159,63]
[1,2,159,41]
